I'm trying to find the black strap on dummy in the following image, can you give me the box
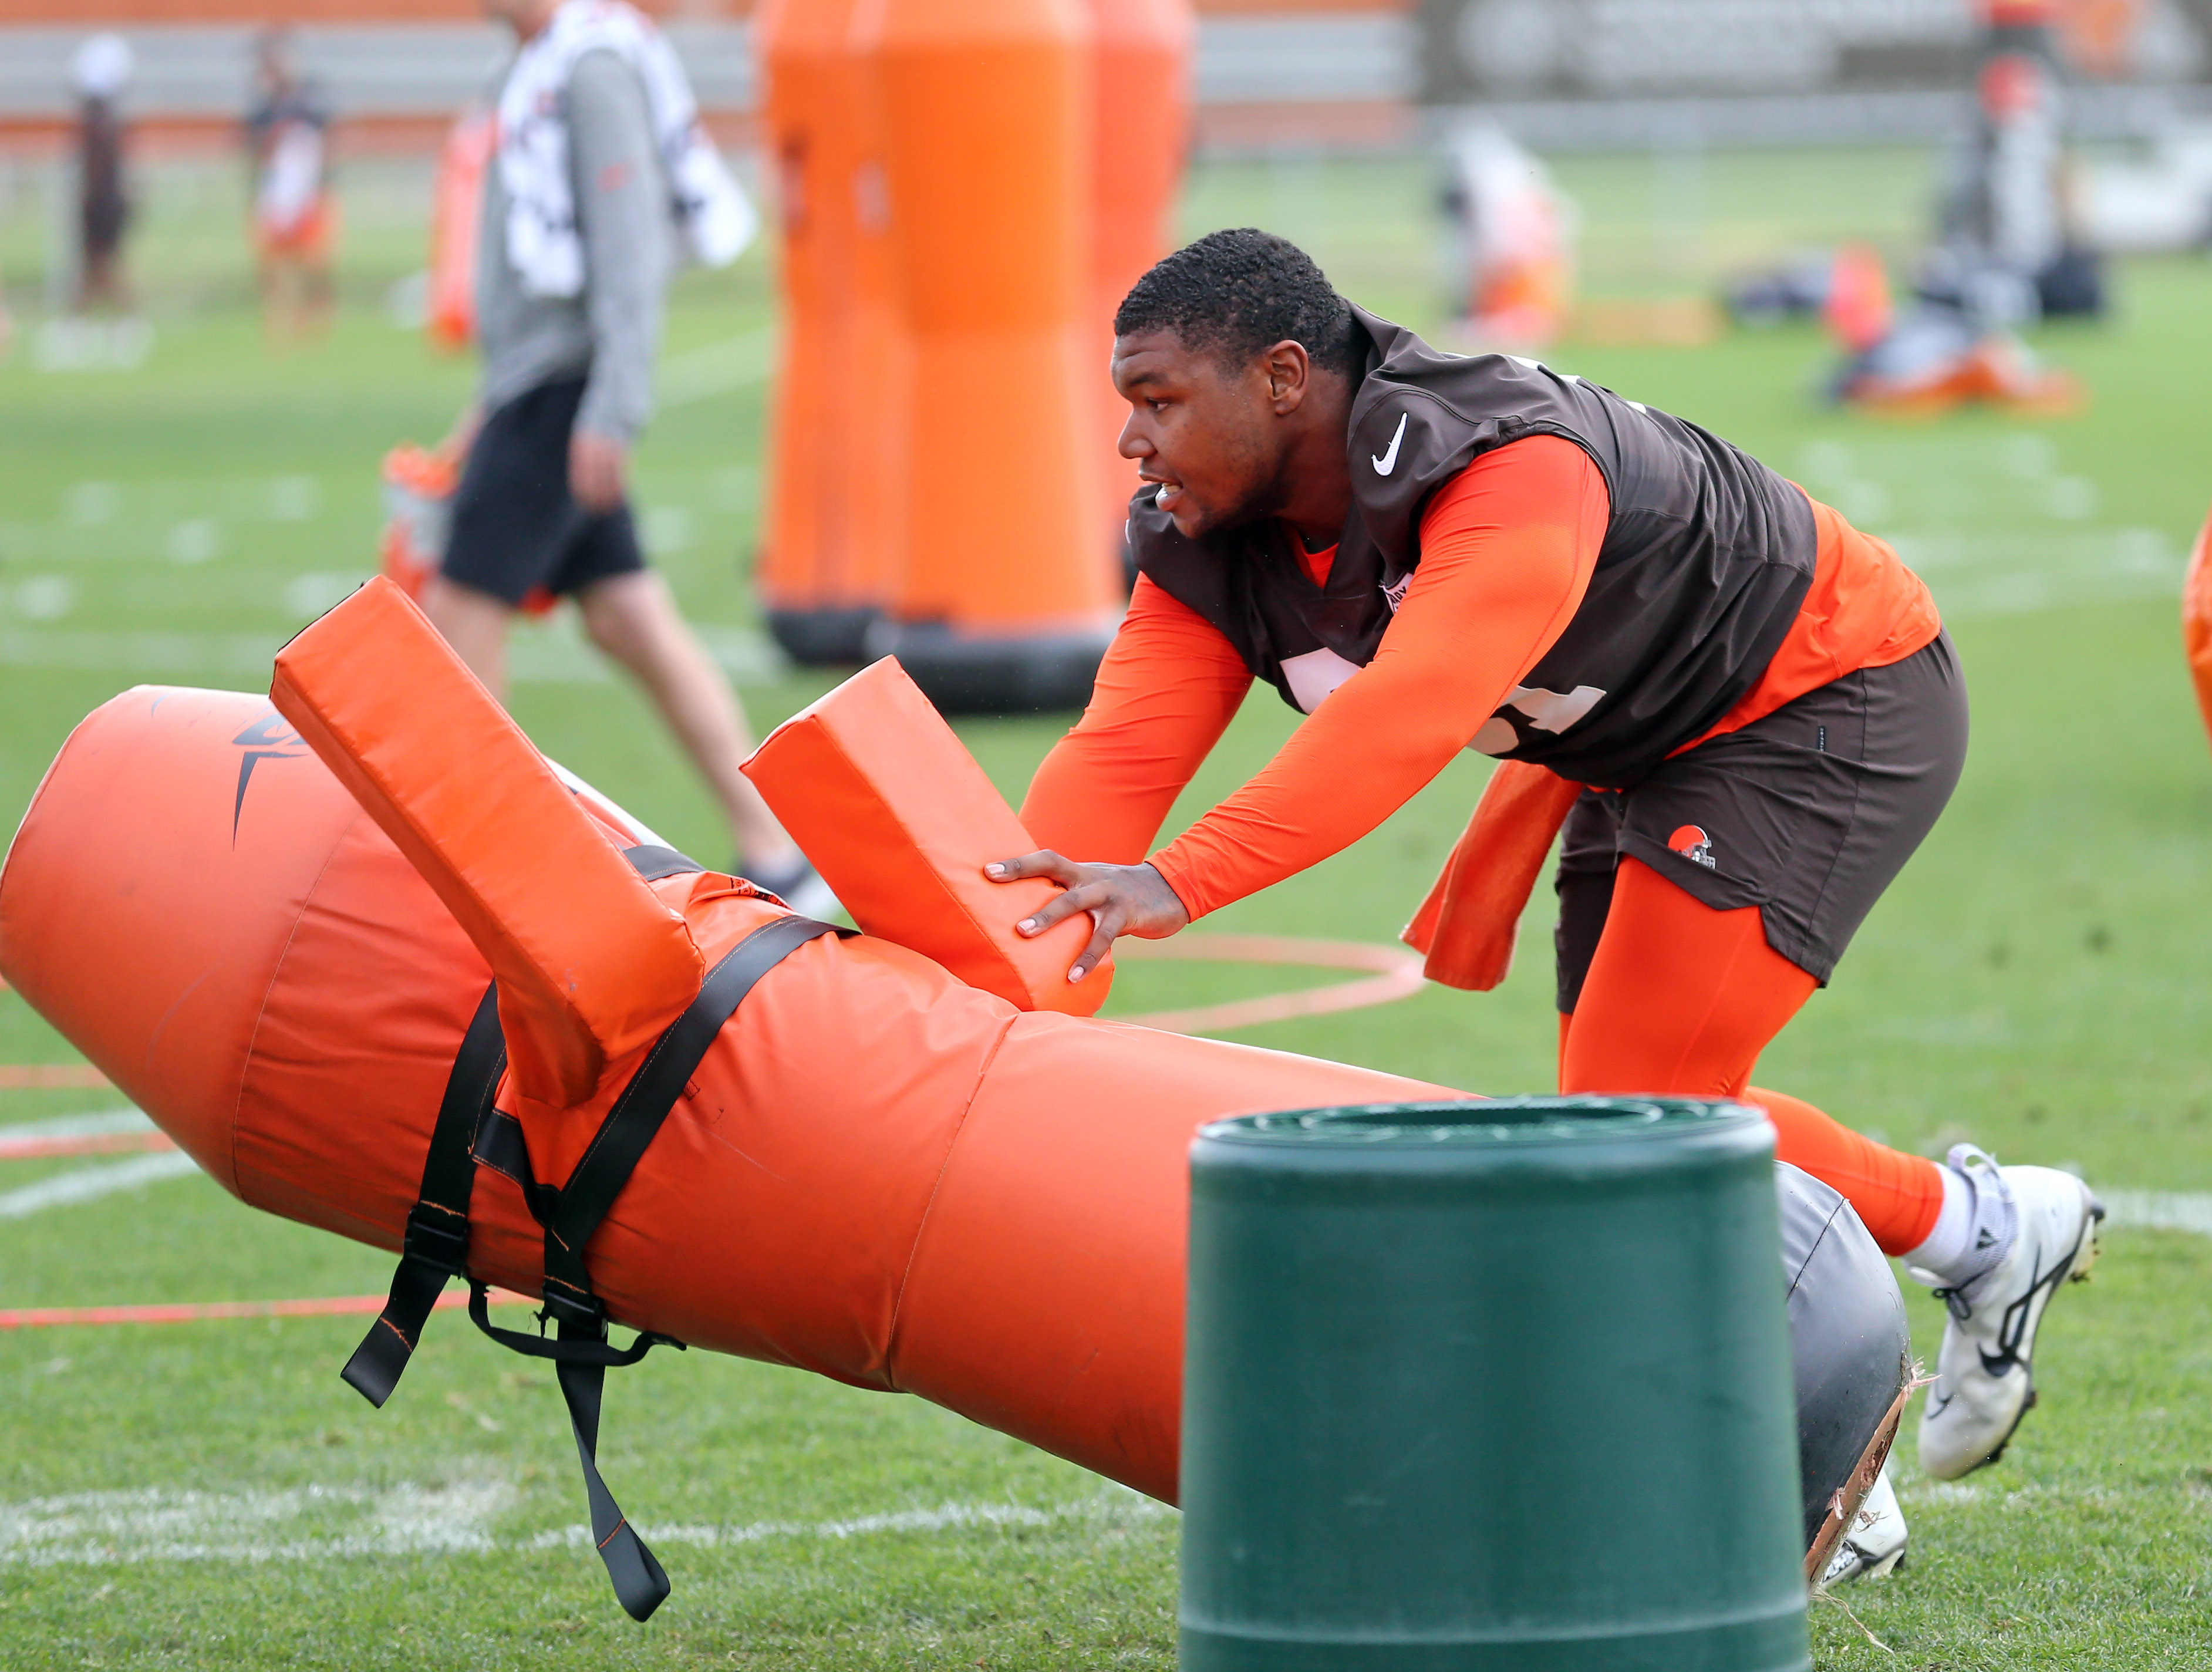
[465,910,842,1620]
[339,980,507,1407]
[338,842,845,1621]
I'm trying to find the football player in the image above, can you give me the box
[990,230,2100,1483]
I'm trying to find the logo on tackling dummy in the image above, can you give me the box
[231,711,308,844]
[1668,825,1717,870]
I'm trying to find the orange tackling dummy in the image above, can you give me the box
[0,579,1446,1612]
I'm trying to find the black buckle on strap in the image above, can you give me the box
[400,1202,470,1272]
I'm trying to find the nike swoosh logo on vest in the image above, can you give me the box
[1371,412,1408,476]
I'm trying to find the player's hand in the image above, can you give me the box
[984,851,1189,983]
[570,429,628,513]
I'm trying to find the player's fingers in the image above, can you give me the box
[1068,915,1117,984]
[1015,878,1105,938]
[985,850,1075,886]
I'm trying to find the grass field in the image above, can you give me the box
[4,147,2212,1668]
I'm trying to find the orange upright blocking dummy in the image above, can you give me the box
[743,656,1110,1013]
[754,0,893,664]
[2185,504,2212,757]
[854,0,1121,713]
[1082,0,1192,560]
[0,579,1450,1617]
[1404,760,1583,991]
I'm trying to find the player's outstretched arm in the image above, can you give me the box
[1145,437,1607,926]
[1019,574,1250,864]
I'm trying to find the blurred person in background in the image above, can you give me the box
[71,33,133,315]
[1439,125,1572,352]
[1830,0,2092,412]
[245,28,338,345]
[425,0,826,912]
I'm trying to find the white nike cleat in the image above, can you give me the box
[1915,1151,2103,1481]
[1821,1464,1907,1585]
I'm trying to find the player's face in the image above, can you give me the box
[1112,331,1290,540]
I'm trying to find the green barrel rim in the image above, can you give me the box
[1199,1095,1766,1148]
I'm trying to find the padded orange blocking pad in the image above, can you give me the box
[272,578,704,1108]
[2186,505,2212,756]
[1403,759,1582,992]
[743,656,1112,1014]
[0,685,1454,1506]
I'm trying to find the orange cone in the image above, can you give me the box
[853,0,1121,712]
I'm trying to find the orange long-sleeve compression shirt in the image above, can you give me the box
[1023,435,1605,916]
[1019,433,1938,922]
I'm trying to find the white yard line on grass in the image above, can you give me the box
[2098,1190,2212,1238]
[0,1484,1168,1568]
[0,1482,514,1568]
[0,1109,153,1143]
[0,1151,201,1220]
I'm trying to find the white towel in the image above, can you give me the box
[495,0,757,299]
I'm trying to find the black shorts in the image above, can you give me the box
[1555,631,1967,1008]
[441,377,646,608]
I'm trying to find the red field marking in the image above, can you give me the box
[0,1065,111,1090]
[1114,933,1426,1035]
[0,1287,537,1330]
[0,1130,176,1160]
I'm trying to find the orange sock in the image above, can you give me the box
[1745,1086,1943,1253]
[1559,857,1944,1254]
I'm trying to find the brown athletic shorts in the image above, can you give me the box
[1555,630,1967,1008]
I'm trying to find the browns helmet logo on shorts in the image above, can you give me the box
[1668,824,1717,870]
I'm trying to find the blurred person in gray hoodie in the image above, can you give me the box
[427,0,830,912]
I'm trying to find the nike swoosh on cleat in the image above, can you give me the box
[1371,413,1408,476]
[1977,1236,2083,1378]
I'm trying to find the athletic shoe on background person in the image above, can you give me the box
[1821,1463,1908,1585]
[1913,1147,2103,1481]
[743,854,842,923]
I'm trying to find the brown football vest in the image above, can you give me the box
[1130,307,1818,788]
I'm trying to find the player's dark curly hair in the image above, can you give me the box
[1114,228,1363,379]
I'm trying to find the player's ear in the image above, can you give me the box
[1263,339,1310,413]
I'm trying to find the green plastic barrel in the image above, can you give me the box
[1180,1097,1809,1672]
